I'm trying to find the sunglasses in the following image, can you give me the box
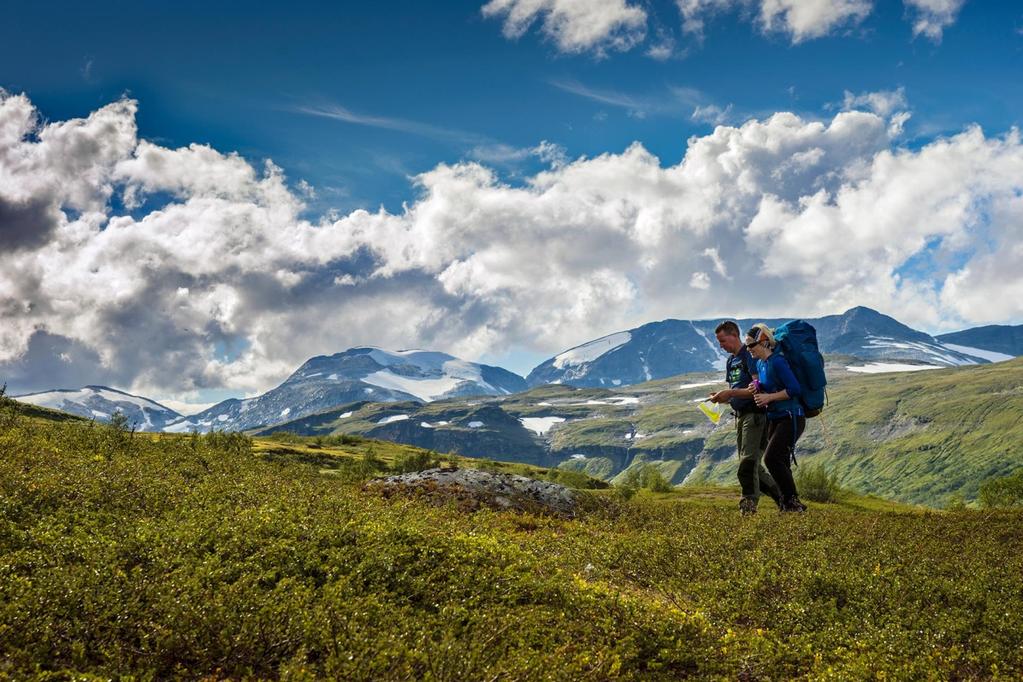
[745,340,762,349]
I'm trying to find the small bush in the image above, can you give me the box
[978,471,1023,508]
[945,493,968,511]
[619,464,673,493]
[108,410,131,432]
[640,466,673,493]
[362,446,386,472]
[543,468,609,490]
[794,462,842,503]
[392,450,441,474]
[613,484,638,501]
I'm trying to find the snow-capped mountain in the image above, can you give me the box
[526,321,728,388]
[526,307,1001,388]
[12,386,182,431]
[937,324,1023,360]
[165,347,527,433]
[810,307,983,365]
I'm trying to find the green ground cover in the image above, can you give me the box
[2,398,1022,680]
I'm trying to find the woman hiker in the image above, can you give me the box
[746,323,808,513]
[709,320,783,515]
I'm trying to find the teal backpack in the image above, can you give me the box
[774,320,827,417]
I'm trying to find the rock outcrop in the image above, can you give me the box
[366,467,579,516]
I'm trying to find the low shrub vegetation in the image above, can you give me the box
[978,470,1023,509]
[391,449,442,473]
[1,400,1021,679]
[794,462,843,503]
[618,463,674,495]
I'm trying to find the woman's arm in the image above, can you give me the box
[754,356,801,406]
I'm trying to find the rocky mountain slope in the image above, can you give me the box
[265,357,1023,506]
[165,347,526,433]
[13,308,1020,442]
[527,306,994,388]
[11,386,182,432]
[937,324,1023,359]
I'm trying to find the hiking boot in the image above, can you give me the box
[738,496,758,516]
[781,496,808,513]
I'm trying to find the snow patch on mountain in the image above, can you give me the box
[360,348,503,400]
[847,363,944,374]
[940,343,1015,364]
[520,416,565,435]
[693,322,728,370]
[553,332,631,369]
[362,371,462,402]
[862,336,976,366]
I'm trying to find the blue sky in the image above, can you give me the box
[2,0,1023,405]
[4,1,1020,211]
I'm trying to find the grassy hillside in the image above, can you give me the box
[264,359,1023,507]
[688,358,1023,506]
[2,394,1022,679]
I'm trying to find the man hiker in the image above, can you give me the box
[709,321,783,515]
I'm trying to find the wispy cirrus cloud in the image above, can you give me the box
[550,78,712,118]
[295,102,488,146]
[551,78,736,124]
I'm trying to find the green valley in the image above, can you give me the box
[254,359,1023,507]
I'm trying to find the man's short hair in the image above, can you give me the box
[715,321,741,337]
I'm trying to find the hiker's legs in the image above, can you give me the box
[757,463,782,506]
[763,416,806,500]
[735,413,764,499]
[756,416,783,506]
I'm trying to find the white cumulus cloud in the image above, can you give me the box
[841,87,909,117]
[904,0,966,41]
[481,0,647,55]
[677,0,872,43]
[2,89,1022,402]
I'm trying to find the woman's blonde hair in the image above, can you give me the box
[746,323,777,349]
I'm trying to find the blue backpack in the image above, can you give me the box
[774,320,827,417]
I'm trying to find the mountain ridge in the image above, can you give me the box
[526,306,987,388]
[10,307,1020,435]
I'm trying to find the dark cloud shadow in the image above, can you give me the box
[0,331,123,394]
[0,195,61,251]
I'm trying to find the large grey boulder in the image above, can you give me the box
[366,467,579,517]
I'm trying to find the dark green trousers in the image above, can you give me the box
[735,411,782,503]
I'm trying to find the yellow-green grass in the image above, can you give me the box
[250,431,605,488]
[2,395,1021,679]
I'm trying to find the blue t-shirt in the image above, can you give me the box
[725,347,760,413]
[756,353,804,420]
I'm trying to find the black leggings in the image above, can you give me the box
[764,415,806,499]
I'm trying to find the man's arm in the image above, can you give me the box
[710,385,756,403]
